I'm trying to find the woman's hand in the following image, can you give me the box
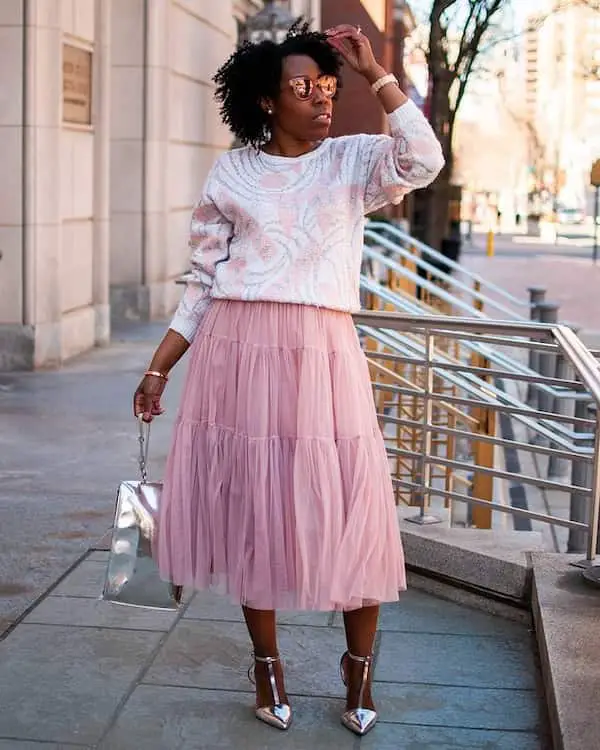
[132,329,190,422]
[133,374,167,423]
[325,25,383,82]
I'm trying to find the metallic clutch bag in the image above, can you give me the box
[101,417,182,610]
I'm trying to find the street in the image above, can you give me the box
[462,229,600,345]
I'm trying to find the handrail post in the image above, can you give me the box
[549,325,578,479]
[527,287,546,407]
[470,353,495,529]
[473,279,483,314]
[406,330,441,525]
[584,403,600,562]
[531,302,559,446]
[568,392,593,553]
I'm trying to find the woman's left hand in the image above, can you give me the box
[326,25,380,79]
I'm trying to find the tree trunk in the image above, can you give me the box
[413,76,453,250]
[422,157,453,251]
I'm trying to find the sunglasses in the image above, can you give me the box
[288,75,338,101]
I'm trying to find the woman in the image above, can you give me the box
[134,22,443,736]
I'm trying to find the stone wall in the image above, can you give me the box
[0,0,111,369]
[109,0,236,326]
[0,0,240,369]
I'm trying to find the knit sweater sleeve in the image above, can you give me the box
[169,165,232,343]
[355,100,445,215]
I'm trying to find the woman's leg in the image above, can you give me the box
[342,604,379,710]
[242,606,289,707]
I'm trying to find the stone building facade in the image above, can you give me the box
[0,0,319,370]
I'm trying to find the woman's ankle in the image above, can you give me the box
[343,654,376,711]
[253,658,289,706]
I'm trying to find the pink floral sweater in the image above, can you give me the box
[170,100,444,342]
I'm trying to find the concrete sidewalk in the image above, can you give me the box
[0,320,179,629]
[0,550,545,749]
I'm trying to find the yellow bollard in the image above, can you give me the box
[486,230,495,257]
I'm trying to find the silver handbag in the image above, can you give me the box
[101,417,182,610]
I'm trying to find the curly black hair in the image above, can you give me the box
[213,20,343,149]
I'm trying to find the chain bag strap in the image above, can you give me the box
[137,415,150,483]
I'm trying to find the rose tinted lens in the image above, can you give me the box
[319,76,337,98]
[290,77,313,100]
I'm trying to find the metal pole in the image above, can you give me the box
[549,324,578,480]
[584,404,600,562]
[531,302,559,446]
[486,229,494,257]
[407,330,441,525]
[527,287,546,408]
[568,392,593,554]
[593,185,599,265]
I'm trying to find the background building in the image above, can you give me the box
[452,39,530,230]
[321,0,413,224]
[524,1,600,215]
[321,0,393,138]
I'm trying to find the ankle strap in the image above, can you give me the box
[253,653,280,665]
[347,651,373,663]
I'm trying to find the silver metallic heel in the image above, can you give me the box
[248,654,292,731]
[340,650,378,736]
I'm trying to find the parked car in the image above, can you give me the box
[556,207,585,225]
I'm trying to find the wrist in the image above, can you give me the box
[145,369,169,382]
[363,64,387,86]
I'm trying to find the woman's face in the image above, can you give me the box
[268,54,336,143]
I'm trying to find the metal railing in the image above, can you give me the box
[354,309,600,561]
[358,273,587,447]
[366,220,530,316]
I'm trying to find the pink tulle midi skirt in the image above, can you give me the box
[157,300,406,611]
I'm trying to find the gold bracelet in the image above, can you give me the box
[371,73,398,95]
[145,370,169,382]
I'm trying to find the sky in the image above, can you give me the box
[410,0,552,30]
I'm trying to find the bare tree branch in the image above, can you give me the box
[454,0,504,112]
[455,1,479,74]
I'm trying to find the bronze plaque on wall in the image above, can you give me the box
[63,44,92,125]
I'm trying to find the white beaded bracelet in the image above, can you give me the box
[371,73,399,95]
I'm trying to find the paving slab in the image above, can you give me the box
[144,620,348,699]
[0,743,86,749]
[50,558,113,599]
[143,619,256,694]
[23,594,179,631]
[88,550,111,562]
[100,686,353,750]
[364,682,539,732]
[0,624,162,745]
[183,589,332,627]
[372,591,528,637]
[358,722,542,749]
[405,570,532,626]
[376,630,537,689]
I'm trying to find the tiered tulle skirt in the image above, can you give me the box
[157,300,406,611]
